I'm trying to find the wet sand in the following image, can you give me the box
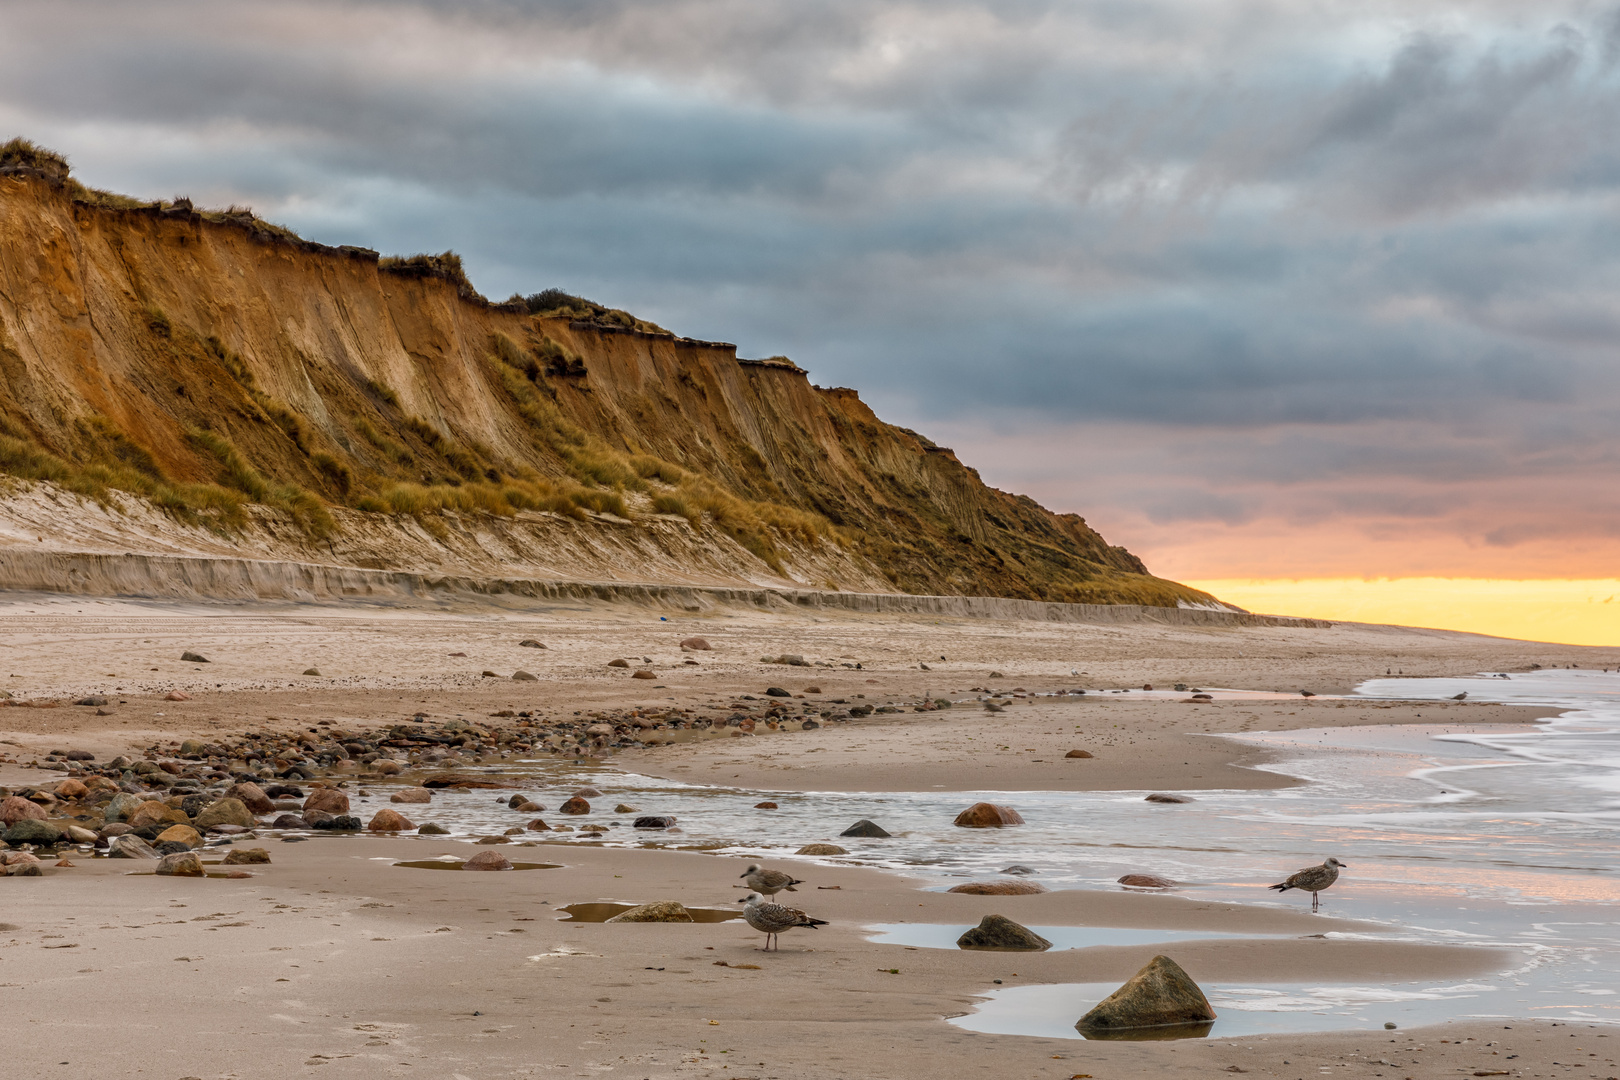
[2,593,1614,1077]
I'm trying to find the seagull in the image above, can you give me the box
[740,863,803,899]
[738,892,827,950]
[1451,692,1468,701]
[1268,857,1347,912]
[983,701,1005,713]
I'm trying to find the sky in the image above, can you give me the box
[4,1,1618,643]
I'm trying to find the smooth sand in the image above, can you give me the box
[2,593,1614,1077]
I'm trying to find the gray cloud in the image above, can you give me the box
[4,0,1620,574]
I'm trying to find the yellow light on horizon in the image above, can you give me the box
[1183,577,1620,647]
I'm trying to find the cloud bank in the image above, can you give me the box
[5,0,1619,577]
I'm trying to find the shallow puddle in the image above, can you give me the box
[558,901,741,923]
[867,923,1284,951]
[393,859,561,871]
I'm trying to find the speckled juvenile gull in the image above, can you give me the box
[741,863,804,898]
[1268,857,1346,911]
[739,892,827,950]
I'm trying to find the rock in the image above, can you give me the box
[0,795,46,825]
[607,658,630,668]
[1000,864,1036,875]
[1145,793,1195,804]
[223,781,274,814]
[54,858,74,867]
[303,809,334,827]
[108,834,159,859]
[482,670,500,677]
[462,849,513,870]
[52,778,87,800]
[614,803,639,814]
[512,670,539,681]
[585,723,615,738]
[164,691,192,701]
[303,788,350,815]
[559,796,590,815]
[953,802,1026,828]
[1075,955,1216,1032]
[679,637,711,651]
[9,860,44,877]
[73,695,109,707]
[223,848,271,864]
[154,825,203,849]
[65,749,96,761]
[155,851,205,877]
[194,798,255,829]
[303,668,321,676]
[154,840,193,856]
[270,814,308,829]
[1142,684,1153,691]
[1065,749,1095,759]
[606,901,694,923]
[100,823,133,838]
[519,639,546,649]
[526,818,550,831]
[207,824,251,836]
[474,835,509,844]
[754,801,778,810]
[631,670,657,680]
[804,685,822,694]
[574,787,604,798]
[374,760,404,775]
[1119,874,1180,889]
[840,819,891,838]
[957,914,1053,951]
[514,800,543,812]
[181,651,210,663]
[128,801,187,829]
[4,819,63,845]
[63,825,98,844]
[764,687,791,697]
[314,815,361,831]
[633,815,676,829]
[104,792,145,822]
[417,823,450,835]
[420,773,505,789]
[946,880,1049,895]
[796,844,848,855]
[368,809,414,832]
[391,788,432,804]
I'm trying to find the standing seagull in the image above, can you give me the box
[738,892,827,950]
[1268,857,1347,911]
[740,863,804,899]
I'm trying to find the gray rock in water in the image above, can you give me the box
[796,843,848,855]
[270,813,308,829]
[840,819,891,838]
[606,901,695,923]
[417,822,450,835]
[764,686,792,697]
[181,651,210,663]
[1075,955,1216,1032]
[108,834,159,859]
[4,819,63,846]
[633,815,677,829]
[957,914,1052,951]
[1001,864,1036,875]
[1144,793,1195,804]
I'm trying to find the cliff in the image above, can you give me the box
[0,145,1215,607]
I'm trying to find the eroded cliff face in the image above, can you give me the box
[0,171,1211,605]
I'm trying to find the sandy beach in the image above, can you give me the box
[3,593,1617,1078]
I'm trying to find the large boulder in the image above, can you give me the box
[302,788,350,815]
[840,819,891,838]
[605,901,695,923]
[108,834,160,859]
[558,796,591,815]
[0,795,46,826]
[368,809,414,832]
[270,813,308,829]
[946,880,1049,895]
[957,915,1052,951]
[463,850,513,871]
[391,788,432,804]
[154,825,203,849]
[953,802,1026,828]
[4,819,63,845]
[223,781,274,814]
[194,798,254,829]
[155,851,205,877]
[1075,955,1216,1032]
[633,815,676,829]
[53,778,88,800]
